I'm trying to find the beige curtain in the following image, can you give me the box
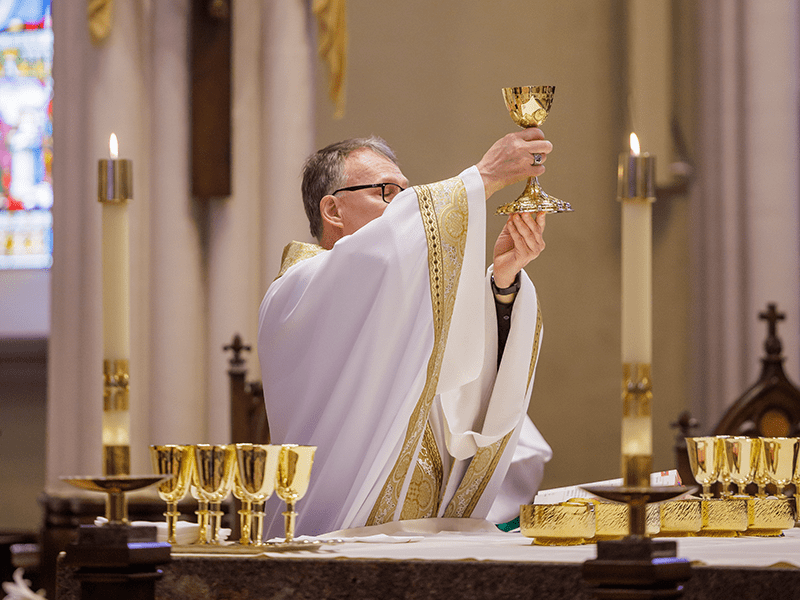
[46,0,314,489]
[692,0,800,430]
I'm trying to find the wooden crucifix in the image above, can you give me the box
[190,0,232,198]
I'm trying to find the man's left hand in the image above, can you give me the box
[492,212,546,289]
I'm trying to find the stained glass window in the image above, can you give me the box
[0,0,52,269]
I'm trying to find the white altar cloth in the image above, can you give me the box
[251,518,800,569]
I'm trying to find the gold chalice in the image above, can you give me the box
[724,437,761,496]
[150,445,195,544]
[193,444,236,544]
[761,437,797,498]
[495,86,572,215]
[275,444,316,543]
[233,444,280,545]
[714,436,733,497]
[685,437,720,499]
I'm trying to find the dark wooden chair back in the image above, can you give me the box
[711,304,800,437]
[673,303,800,488]
[225,334,269,444]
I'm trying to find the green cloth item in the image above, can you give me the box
[496,516,520,532]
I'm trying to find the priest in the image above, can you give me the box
[258,129,553,537]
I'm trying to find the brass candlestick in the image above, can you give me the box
[621,363,653,488]
[103,358,130,475]
[62,475,168,525]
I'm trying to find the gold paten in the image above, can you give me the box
[659,499,702,536]
[520,503,596,546]
[745,496,795,536]
[496,86,572,215]
[699,498,748,536]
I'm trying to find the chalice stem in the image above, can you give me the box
[165,501,179,544]
[252,501,265,546]
[283,501,297,542]
[701,484,712,499]
[238,500,253,545]
[209,501,223,544]
[196,500,210,544]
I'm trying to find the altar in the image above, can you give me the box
[56,524,800,600]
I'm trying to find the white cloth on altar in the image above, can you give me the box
[258,166,551,537]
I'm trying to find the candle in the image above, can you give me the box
[98,133,132,475]
[618,133,655,487]
[619,133,654,363]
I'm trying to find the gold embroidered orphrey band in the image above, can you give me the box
[366,177,468,526]
[443,297,543,518]
[275,241,326,280]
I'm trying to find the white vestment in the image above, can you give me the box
[258,166,551,537]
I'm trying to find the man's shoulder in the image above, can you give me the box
[275,241,326,280]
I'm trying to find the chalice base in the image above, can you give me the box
[495,178,573,215]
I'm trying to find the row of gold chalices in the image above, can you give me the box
[685,436,799,499]
[150,444,315,545]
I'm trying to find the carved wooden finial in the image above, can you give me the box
[759,303,785,359]
[223,333,251,368]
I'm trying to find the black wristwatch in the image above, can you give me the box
[491,273,520,296]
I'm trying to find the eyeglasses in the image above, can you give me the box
[331,182,406,204]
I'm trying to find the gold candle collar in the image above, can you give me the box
[617,152,655,201]
[98,134,133,204]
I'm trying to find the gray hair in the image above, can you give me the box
[302,136,399,240]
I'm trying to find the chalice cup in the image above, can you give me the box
[495,86,572,216]
[685,437,720,499]
[715,436,733,497]
[193,444,236,544]
[275,444,316,543]
[150,444,194,544]
[233,444,280,545]
[761,437,797,498]
[724,436,760,496]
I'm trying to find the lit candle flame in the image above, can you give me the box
[109,133,119,160]
[629,132,640,156]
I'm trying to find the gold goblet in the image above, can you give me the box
[761,437,797,498]
[275,444,316,543]
[193,444,236,544]
[724,436,761,496]
[685,437,720,499]
[495,86,572,215]
[714,436,733,497]
[233,444,280,545]
[150,444,195,544]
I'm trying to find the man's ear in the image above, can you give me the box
[320,195,344,229]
